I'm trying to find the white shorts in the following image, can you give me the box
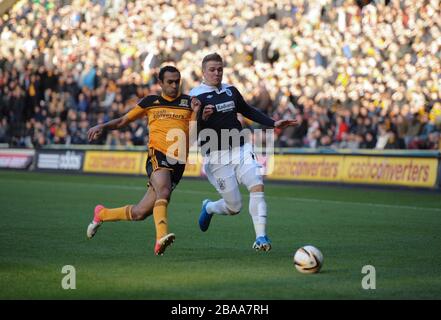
[204,143,263,194]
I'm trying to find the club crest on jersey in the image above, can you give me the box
[179,99,189,107]
[206,95,213,99]
[225,88,232,96]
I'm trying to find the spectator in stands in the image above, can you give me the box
[360,131,377,149]
[0,118,9,143]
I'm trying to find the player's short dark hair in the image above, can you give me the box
[158,66,180,81]
[202,53,223,70]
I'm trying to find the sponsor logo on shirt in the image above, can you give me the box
[215,101,235,112]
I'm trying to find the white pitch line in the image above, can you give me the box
[2,177,441,212]
[175,189,441,212]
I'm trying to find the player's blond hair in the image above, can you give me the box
[202,53,223,70]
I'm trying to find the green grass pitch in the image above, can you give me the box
[0,170,440,299]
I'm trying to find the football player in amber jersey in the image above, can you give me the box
[86,66,201,255]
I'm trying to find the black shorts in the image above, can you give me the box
[146,148,185,190]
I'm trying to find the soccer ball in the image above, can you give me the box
[293,245,323,274]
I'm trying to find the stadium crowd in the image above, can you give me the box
[0,0,440,150]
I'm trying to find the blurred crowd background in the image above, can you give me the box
[0,0,440,150]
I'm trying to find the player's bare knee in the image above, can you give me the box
[131,212,144,221]
[131,206,149,221]
[156,186,171,200]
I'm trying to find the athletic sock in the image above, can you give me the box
[249,192,267,238]
[206,199,229,215]
[153,199,169,240]
[98,205,133,222]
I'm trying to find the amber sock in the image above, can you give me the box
[153,199,168,240]
[98,205,133,222]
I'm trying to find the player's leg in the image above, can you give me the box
[86,186,163,239]
[248,184,271,251]
[130,186,156,220]
[199,163,242,231]
[205,163,243,215]
[86,201,136,240]
[87,150,158,239]
[237,145,271,251]
[87,183,157,239]
[149,168,175,255]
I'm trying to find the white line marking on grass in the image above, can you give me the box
[3,177,441,212]
[175,190,441,213]
[263,195,441,212]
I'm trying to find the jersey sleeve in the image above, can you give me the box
[137,95,157,108]
[126,105,146,121]
[232,86,275,127]
[126,95,158,121]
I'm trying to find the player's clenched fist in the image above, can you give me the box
[202,105,215,121]
[191,97,201,112]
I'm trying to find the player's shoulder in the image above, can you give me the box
[179,93,191,100]
[189,83,236,97]
[223,84,240,96]
[225,84,242,94]
[223,83,234,90]
[137,95,161,108]
[189,84,210,97]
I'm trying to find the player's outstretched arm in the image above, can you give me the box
[274,119,298,129]
[234,87,298,129]
[88,103,146,142]
[87,115,131,142]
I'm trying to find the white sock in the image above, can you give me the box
[249,192,267,238]
[206,199,229,215]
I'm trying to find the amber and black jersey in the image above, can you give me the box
[126,93,193,162]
